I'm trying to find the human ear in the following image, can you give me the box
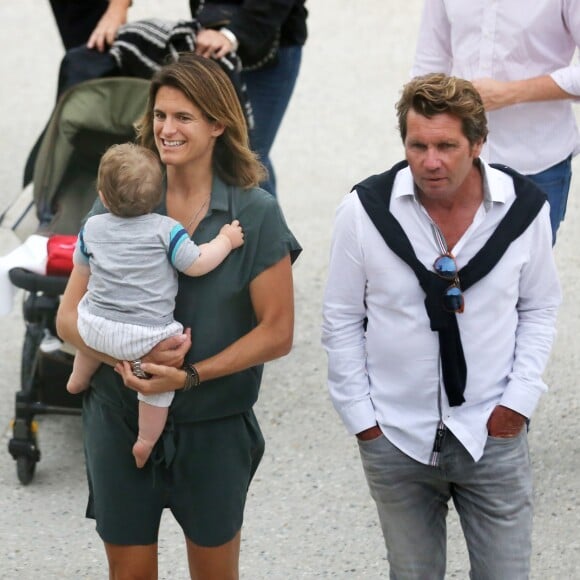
[471,139,484,158]
[211,121,225,138]
[98,190,109,209]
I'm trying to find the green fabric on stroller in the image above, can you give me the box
[33,77,150,235]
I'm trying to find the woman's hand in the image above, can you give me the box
[195,29,235,59]
[87,0,131,52]
[144,328,192,368]
[115,361,186,395]
[115,329,192,394]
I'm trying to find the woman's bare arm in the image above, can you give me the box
[56,266,117,366]
[198,253,295,377]
[116,254,295,395]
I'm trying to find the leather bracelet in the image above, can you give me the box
[182,363,201,391]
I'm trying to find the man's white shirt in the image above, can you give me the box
[412,0,580,174]
[321,161,561,463]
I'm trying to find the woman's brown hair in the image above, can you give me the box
[135,53,266,188]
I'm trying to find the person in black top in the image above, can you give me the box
[191,0,308,197]
[21,1,132,189]
[48,0,131,52]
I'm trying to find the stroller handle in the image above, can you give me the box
[9,268,68,297]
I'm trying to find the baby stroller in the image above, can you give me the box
[7,76,150,484]
[6,19,250,485]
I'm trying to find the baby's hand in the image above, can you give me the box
[220,219,244,249]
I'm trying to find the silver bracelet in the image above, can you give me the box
[219,27,239,51]
[130,359,151,379]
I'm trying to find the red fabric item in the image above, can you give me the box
[46,234,77,276]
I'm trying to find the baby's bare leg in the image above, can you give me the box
[67,351,100,394]
[133,402,169,468]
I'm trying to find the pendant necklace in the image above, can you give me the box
[185,197,209,232]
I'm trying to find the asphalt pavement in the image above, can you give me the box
[0,1,579,578]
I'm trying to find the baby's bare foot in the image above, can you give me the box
[132,437,154,468]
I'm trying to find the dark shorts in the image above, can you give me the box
[82,389,265,547]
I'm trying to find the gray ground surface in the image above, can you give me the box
[0,1,579,578]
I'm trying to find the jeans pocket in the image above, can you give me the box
[487,426,525,445]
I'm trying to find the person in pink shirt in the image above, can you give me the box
[413,0,580,244]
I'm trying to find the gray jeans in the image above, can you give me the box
[358,428,533,580]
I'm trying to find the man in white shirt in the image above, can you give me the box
[322,74,561,579]
[412,0,580,244]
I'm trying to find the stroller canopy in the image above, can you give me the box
[33,77,150,235]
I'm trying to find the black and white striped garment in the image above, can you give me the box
[110,19,200,77]
[110,19,254,129]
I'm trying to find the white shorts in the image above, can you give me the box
[137,391,174,408]
[78,297,183,408]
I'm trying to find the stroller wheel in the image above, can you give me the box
[17,454,37,485]
[9,419,40,485]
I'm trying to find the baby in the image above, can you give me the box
[67,142,243,467]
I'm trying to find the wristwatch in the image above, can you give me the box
[130,359,151,379]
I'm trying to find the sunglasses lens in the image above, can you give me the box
[434,255,457,279]
[443,285,464,313]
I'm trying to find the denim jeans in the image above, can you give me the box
[358,429,533,580]
[527,155,572,245]
[242,45,303,196]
